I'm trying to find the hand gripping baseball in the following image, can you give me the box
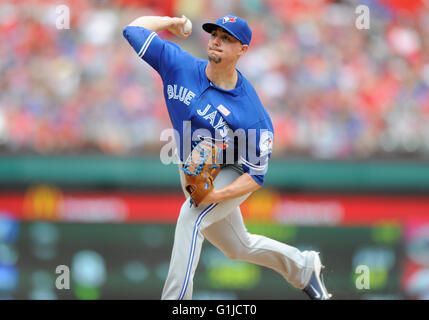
[167,15,192,39]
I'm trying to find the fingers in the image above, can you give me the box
[179,31,192,39]
[181,15,191,37]
[175,15,187,27]
[169,15,191,39]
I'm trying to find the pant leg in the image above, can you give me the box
[201,207,315,289]
[161,165,251,300]
[161,200,208,300]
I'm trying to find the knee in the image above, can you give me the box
[223,251,239,260]
[220,233,252,261]
[223,246,248,261]
[224,250,240,261]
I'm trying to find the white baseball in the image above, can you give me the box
[183,19,192,34]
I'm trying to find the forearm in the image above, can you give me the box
[202,173,261,204]
[127,16,174,32]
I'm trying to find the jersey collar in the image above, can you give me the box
[200,60,243,96]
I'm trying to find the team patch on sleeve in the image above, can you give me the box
[259,131,274,156]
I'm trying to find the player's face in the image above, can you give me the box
[207,27,248,64]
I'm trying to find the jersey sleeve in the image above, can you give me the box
[122,26,191,79]
[240,120,274,186]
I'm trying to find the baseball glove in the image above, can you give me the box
[182,139,222,207]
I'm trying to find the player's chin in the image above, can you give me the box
[208,53,222,64]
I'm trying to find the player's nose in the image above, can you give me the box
[211,35,221,47]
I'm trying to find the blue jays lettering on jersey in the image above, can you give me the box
[123,26,274,185]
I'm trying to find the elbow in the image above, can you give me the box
[253,183,262,192]
[247,174,263,192]
[122,25,134,41]
[127,16,156,29]
[127,16,146,28]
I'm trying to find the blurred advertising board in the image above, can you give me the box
[0,185,428,226]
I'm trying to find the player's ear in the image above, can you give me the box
[238,44,248,57]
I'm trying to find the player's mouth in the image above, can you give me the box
[209,47,222,53]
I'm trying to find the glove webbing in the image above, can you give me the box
[183,141,219,176]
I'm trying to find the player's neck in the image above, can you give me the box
[205,62,238,91]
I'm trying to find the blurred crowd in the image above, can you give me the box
[0,0,428,158]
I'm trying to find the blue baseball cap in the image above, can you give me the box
[202,15,252,46]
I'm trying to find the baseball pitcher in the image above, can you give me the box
[123,14,331,300]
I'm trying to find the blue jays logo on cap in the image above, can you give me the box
[222,16,237,24]
[202,14,252,46]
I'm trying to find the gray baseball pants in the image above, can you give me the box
[161,164,317,300]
